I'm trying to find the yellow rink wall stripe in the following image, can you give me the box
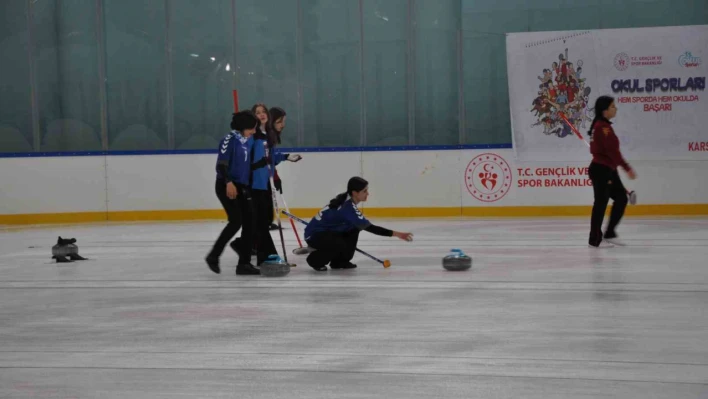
[2,204,708,225]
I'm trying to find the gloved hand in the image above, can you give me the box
[274,179,283,194]
[287,154,302,162]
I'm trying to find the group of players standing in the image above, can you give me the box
[205,105,300,275]
[207,94,636,275]
[205,105,413,275]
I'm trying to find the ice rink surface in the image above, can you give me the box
[1,217,707,398]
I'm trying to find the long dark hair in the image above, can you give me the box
[329,177,368,209]
[269,107,287,145]
[587,96,614,137]
[252,102,277,147]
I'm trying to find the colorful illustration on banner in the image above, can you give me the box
[508,26,708,162]
[464,154,512,203]
[530,47,593,140]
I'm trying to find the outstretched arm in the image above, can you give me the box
[364,224,413,241]
[364,224,392,236]
[345,202,414,241]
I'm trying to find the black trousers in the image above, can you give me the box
[305,230,360,268]
[209,179,254,265]
[588,162,628,246]
[252,188,277,264]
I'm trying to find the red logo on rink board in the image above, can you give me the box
[465,153,512,202]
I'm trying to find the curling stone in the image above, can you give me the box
[52,243,78,258]
[442,249,472,271]
[259,255,291,277]
[51,236,88,263]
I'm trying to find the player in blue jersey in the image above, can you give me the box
[205,111,260,275]
[267,107,302,228]
[304,177,413,271]
[249,105,302,265]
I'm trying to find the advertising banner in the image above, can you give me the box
[506,25,708,161]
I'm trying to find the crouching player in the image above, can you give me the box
[304,177,413,271]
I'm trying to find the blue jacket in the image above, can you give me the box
[215,131,252,186]
[250,132,286,190]
[304,198,372,239]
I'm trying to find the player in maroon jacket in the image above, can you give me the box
[587,96,637,248]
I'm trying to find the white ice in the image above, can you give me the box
[1,217,707,398]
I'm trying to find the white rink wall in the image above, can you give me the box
[1,149,707,221]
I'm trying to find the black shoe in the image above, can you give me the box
[307,262,328,272]
[269,223,279,231]
[236,263,260,275]
[205,256,220,274]
[604,231,617,239]
[330,261,357,269]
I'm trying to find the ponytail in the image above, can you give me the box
[328,192,349,210]
[328,176,369,209]
[587,117,599,137]
[588,95,615,138]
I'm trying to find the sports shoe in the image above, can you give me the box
[589,241,614,248]
[308,263,328,272]
[205,255,220,274]
[604,237,626,246]
[330,261,357,269]
[603,232,626,246]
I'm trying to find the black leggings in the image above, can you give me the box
[252,188,277,264]
[209,179,254,265]
[306,230,360,268]
[588,162,628,246]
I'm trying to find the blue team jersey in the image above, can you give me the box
[304,198,371,239]
[215,130,252,186]
[251,133,287,190]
